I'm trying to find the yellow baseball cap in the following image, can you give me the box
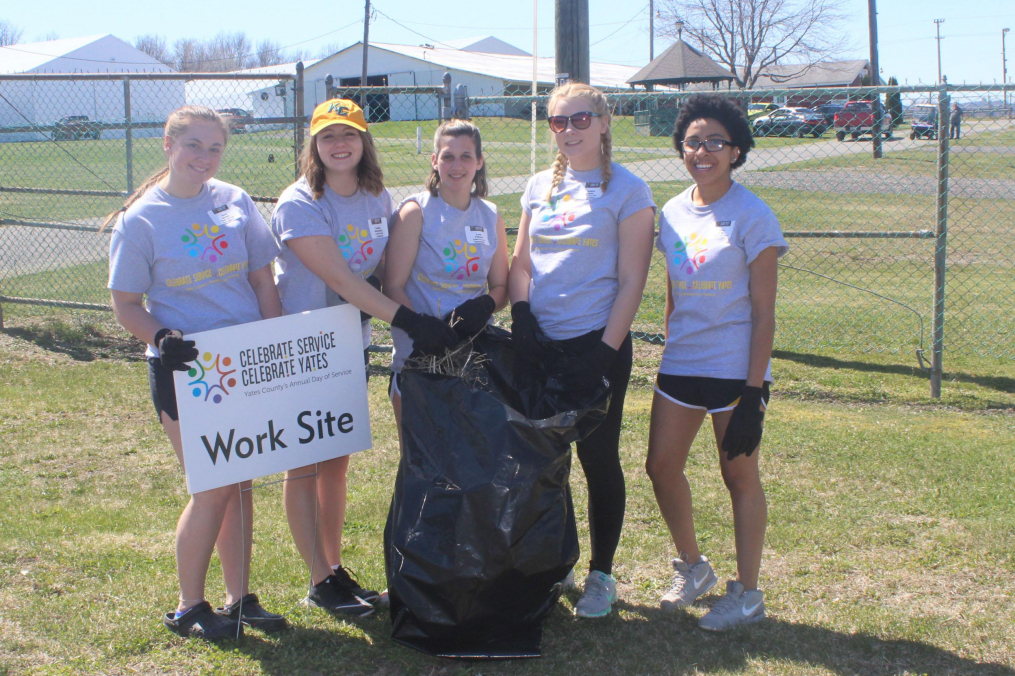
[310,98,368,135]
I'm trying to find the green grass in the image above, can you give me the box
[0,308,1013,675]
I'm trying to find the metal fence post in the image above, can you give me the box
[932,89,950,399]
[123,77,133,194]
[295,62,305,180]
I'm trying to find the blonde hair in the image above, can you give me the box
[101,106,229,230]
[545,83,613,201]
[425,119,488,199]
[299,126,384,199]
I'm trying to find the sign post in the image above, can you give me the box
[174,305,371,494]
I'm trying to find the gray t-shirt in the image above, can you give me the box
[391,191,500,371]
[108,178,280,357]
[271,177,393,315]
[657,182,788,381]
[521,162,655,340]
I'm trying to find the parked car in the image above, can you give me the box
[834,101,894,141]
[815,104,845,125]
[217,108,254,133]
[748,102,780,120]
[752,107,828,138]
[909,104,938,140]
[52,115,101,141]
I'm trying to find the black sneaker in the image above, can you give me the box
[305,574,374,616]
[163,601,243,640]
[215,593,288,633]
[331,565,380,604]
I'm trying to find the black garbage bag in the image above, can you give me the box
[385,326,610,658]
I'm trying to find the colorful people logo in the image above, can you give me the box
[337,224,375,267]
[443,239,480,280]
[541,193,577,231]
[182,223,229,262]
[672,232,709,275]
[188,352,237,404]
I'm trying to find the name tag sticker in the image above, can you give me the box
[585,182,603,200]
[716,220,734,241]
[369,217,388,239]
[465,225,489,245]
[209,205,241,227]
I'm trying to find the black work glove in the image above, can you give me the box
[391,305,459,356]
[154,328,198,372]
[585,340,618,384]
[721,386,766,460]
[359,275,382,323]
[443,294,495,340]
[510,301,543,354]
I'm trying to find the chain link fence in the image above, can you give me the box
[2,73,1013,395]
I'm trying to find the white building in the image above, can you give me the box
[0,34,183,142]
[233,38,641,122]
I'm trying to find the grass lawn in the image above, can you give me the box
[0,307,1013,675]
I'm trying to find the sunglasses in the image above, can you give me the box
[547,111,601,133]
[681,138,734,153]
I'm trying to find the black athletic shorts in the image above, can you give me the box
[655,374,770,414]
[148,357,179,422]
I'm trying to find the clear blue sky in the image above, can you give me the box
[6,0,1014,85]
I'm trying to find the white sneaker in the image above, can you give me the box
[574,570,617,618]
[660,555,717,610]
[698,580,765,631]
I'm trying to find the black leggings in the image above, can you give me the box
[555,330,634,576]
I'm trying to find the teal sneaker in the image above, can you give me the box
[574,570,617,618]
[698,580,765,631]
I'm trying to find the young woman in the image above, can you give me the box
[508,83,656,618]
[384,119,509,431]
[271,99,457,616]
[106,105,287,639]
[644,93,788,631]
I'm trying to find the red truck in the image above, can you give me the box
[833,101,894,141]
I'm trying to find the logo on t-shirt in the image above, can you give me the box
[541,193,578,232]
[337,224,376,267]
[443,239,481,280]
[672,232,709,275]
[188,351,237,405]
[182,223,230,263]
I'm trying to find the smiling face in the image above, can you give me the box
[682,117,739,199]
[432,133,483,196]
[314,123,364,176]
[163,119,226,193]
[549,95,609,171]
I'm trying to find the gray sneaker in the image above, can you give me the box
[562,568,576,590]
[660,555,718,610]
[574,570,617,618]
[698,580,765,631]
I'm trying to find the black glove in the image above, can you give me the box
[585,340,618,383]
[391,305,459,356]
[721,386,766,460]
[444,294,495,340]
[154,328,198,372]
[359,275,382,323]
[511,301,543,353]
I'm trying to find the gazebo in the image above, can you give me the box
[627,39,734,91]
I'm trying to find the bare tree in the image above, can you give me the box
[134,33,171,66]
[172,38,202,72]
[207,31,254,71]
[0,20,24,46]
[658,0,850,89]
[255,39,286,67]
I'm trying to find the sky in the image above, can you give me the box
[5,0,1014,85]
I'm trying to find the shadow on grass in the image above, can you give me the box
[3,319,145,362]
[774,349,1015,396]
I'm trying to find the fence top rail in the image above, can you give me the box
[0,72,296,82]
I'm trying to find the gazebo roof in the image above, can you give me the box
[628,39,734,87]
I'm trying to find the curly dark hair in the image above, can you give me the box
[672,94,754,169]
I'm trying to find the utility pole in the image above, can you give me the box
[556,0,590,84]
[649,0,654,61]
[361,0,371,118]
[869,0,882,159]
[1004,28,1010,118]
[934,19,945,84]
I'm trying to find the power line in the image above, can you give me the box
[591,4,650,47]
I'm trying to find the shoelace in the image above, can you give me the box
[583,577,608,601]
[710,590,742,615]
[668,569,690,594]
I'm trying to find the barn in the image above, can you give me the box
[0,34,183,142]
